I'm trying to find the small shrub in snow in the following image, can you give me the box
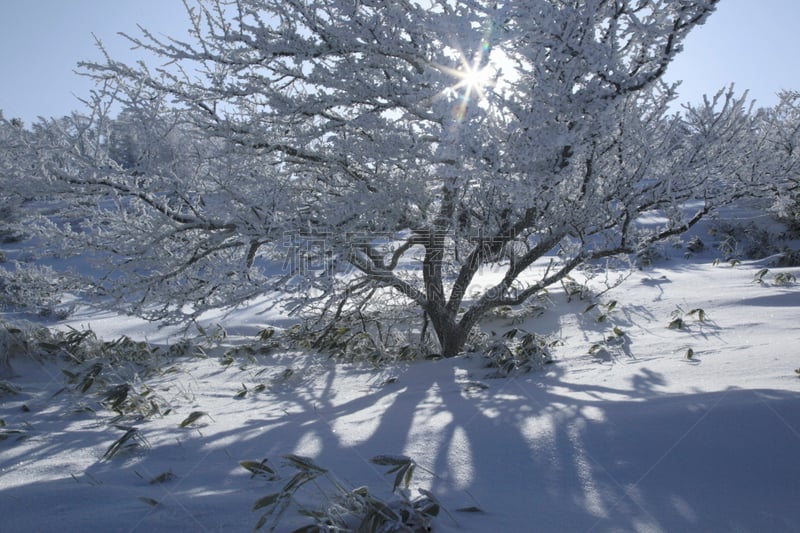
[773,272,797,286]
[583,298,620,324]
[0,262,72,318]
[0,199,26,244]
[750,267,796,286]
[561,276,593,302]
[709,220,790,262]
[245,454,443,532]
[775,248,800,267]
[483,329,557,377]
[686,236,705,254]
[753,268,770,285]
[285,301,439,364]
[0,319,60,375]
[667,306,708,330]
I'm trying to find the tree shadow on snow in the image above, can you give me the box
[207,360,800,532]
[2,355,799,532]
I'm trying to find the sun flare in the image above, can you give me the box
[444,50,495,103]
[455,61,493,98]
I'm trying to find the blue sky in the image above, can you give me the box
[1,1,799,123]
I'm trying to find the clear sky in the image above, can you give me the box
[1,1,799,124]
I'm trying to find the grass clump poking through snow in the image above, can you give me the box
[482,328,558,377]
[245,454,446,532]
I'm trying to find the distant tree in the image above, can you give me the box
[756,91,800,230]
[0,113,29,242]
[21,0,761,357]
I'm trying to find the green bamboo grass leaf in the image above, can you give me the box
[402,463,415,489]
[252,492,282,511]
[38,341,64,352]
[371,455,416,492]
[0,429,24,441]
[0,381,20,396]
[668,318,685,330]
[240,460,276,479]
[291,525,324,533]
[61,369,79,381]
[390,464,410,492]
[416,488,441,516]
[282,471,316,493]
[102,384,130,412]
[179,411,208,428]
[688,308,707,321]
[254,514,269,530]
[283,454,326,473]
[149,471,176,484]
[371,455,412,466]
[102,427,140,460]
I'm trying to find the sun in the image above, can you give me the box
[454,60,494,100]
[443,45,495,103]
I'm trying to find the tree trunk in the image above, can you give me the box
[440,327,469,358]
[426,306,470,358]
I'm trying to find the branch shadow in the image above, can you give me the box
[2,353,799,532]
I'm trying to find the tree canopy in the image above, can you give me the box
[4,0,773,357]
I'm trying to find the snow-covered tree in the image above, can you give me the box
[755,91,800,228]
[23,0,760,356]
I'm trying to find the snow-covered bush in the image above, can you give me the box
[755,91,800,231]
[245,454,443,532]
[0,320,51,376]
[0,263,72,318]
[0,198,26,244]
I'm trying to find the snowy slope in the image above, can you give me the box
[1,251,800,532]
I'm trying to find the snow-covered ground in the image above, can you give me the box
[1,226,799,532]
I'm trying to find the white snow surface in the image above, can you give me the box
[1,252,799,532]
